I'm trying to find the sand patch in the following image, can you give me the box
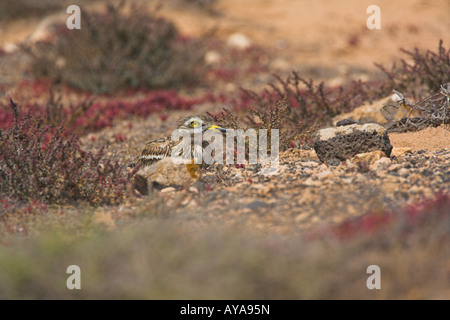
[389,125,450,151]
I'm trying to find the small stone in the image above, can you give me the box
[204,50,222,65]
[353,173,367,183]
[294,149,317,158]
[303,177,320,186]
[391,147,413,157]
[351,150,386,165]
[409,185,425,194]
[342,177,353,184]
[245,201,268,210]
[336,118,359,126]
[398,168,410,178]
[420,169,433,177]
[294,213,309,222]
[326,158,341,166]
[388,164,403,171]
[188,187,199,194]
[370,157,391,171]
[252,184,273,195]
[227,33,251,50]
[161,187,176,193]
[299,161,319,167]
[316,170,332,180]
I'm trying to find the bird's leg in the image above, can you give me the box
[186,159,202,181]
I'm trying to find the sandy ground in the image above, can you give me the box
[389,125,450,151]
[160,0,450,74]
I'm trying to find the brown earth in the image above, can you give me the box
[389,125,450,151]
[0,0,449,300]
[1,0,449,236]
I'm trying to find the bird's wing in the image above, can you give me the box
[138,137,175,166]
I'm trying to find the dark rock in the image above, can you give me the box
[326,158,341,166]
[245,200,269,209]
[421,169,433,177]
[313,123,393,163]
[336,118,359,127]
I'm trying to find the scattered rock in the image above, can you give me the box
[397,168,410,178]
[351,150,386,165]
[326,158,341,166]
[313,123,393,164]
[204,50,222,65]
[245,200,269,210]
[388,164,403,171]
[316,170,332,180]
[303,177,320,187]
[299,161,319,168]
[188,186,199,194]
[336,118,359,126]
[332,95,399,125]
[370,157,392,171]
[391,147,413,157]
[227,33,251,50]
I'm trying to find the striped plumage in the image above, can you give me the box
[138,137,177,166]
[136,115,226,173]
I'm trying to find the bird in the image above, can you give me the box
[135,114,226,181]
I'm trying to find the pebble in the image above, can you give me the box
[303,177,320,187]
[389,164,403,171]
[391,147,413,157]
[299,161,319,167]
[227,33,252,50]
[398,168,410,178]
[245,201,269,210]
[188,187,199,194]
[316,170,332,180]
[370,157,391,171]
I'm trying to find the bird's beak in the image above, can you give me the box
[207,125,227,133]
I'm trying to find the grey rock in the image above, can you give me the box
[313,123,393,164]
[245,200,269,210]
[336,118,359,127]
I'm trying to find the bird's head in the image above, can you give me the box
[177,115,227,134]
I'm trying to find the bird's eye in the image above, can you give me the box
[191,120,200,128]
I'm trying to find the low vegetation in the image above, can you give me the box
[0,99,130,205]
